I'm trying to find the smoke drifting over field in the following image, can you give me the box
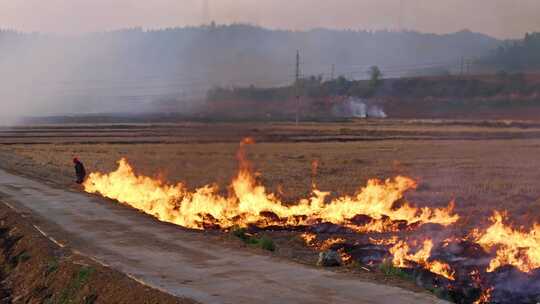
[1,26,499,121]
[1,31,207,120]
[1,32,121,118]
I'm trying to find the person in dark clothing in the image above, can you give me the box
[73,158,86,184]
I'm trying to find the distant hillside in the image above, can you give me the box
[205,73,540,120]
[481,32,540,71]
[0,25,500,116]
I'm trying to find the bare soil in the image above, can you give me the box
[0,201,196,304]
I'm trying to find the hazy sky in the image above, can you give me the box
[1,0,539,38]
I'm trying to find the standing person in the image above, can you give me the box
[73,158,86,184]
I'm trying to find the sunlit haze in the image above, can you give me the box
[1,0,539,38]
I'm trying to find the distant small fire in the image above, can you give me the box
[83,138,540,303]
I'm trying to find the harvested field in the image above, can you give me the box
[2,119,540,303]
[1,120,539,221]
[4,119,540,145]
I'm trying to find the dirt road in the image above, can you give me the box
[0,169,446,304]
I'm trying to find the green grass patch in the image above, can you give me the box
[231,227,250,242]
[230,227,276,252]
[254,236,276,252]
[75,267,95,284]
[379,260,413,281]
[17,251,31,263]
[45,258,59,276]
[56,266,96,304]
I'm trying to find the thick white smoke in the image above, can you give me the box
[333,97,387,119]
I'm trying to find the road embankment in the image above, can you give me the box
[0,202,195,304]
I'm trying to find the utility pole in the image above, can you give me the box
[296,50,301,83]
[460,57,465,76]
[331,64,335,81]
[295,50,301,125]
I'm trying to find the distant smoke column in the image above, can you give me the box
[333,97,387,118]
[349,100,367,118]
[368,106,387,118]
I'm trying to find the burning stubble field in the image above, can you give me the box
[2,119,540,303]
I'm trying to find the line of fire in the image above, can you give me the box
[82,138,539,304]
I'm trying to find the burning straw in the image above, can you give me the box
[83,138,540,303]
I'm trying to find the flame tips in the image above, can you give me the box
[79,139,540,302]
[475,211,540,274]
[85,153,457,233]
[389,239,456,281]
[474,287,493,304]
[240,137,255,145]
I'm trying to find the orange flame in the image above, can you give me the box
[390,239,456,280]
[300,232,317,246]
[81,138,540,297]
[473,287,493,304]
[301,235,352,264]
[338,249,353,264]
[311,159,319,189]
[475,211,540,273]
[84,139,458,233]
[320,237,347,251]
